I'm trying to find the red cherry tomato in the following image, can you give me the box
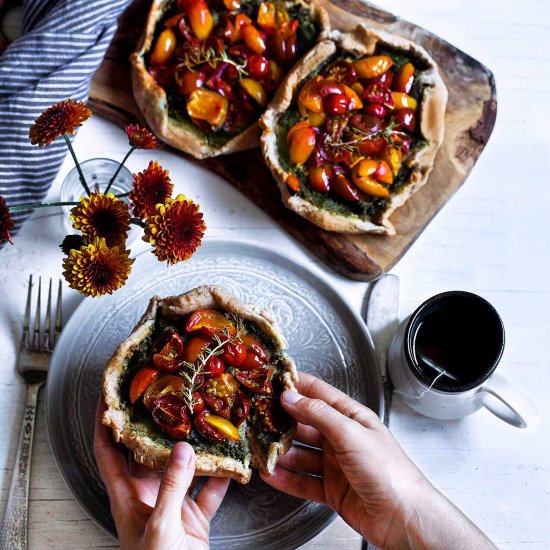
[205,356,226,377]
[238,352,266,370]
[247,54,269,80]
[365,70,394,89]
[362,83,395,108]
[324,94,351,116]
[191,392,205,413]
[153,330,184,372]
[129,367,160,404]
[232,390,251,427]
[185,309,236,337]
[363,103,387,119]
[330,173,361,203]
[394,108,416,132]
[255,397,287,434]
[235,366,274,394]
[222,342,247,366]
[152,394,191,439]
[358,137,387,156]
[322,60,357,85]
[240,334,269,361]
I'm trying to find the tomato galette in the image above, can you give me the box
[131,0,329,158]
[102,286,297,484]
[261,26,448,235]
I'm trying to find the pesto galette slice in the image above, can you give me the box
[261,25,448,235]
[131,0,329,158]
[103,285,297,484]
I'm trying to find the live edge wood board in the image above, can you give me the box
[89,0,497,281]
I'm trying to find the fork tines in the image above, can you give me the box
[23,276,63,352]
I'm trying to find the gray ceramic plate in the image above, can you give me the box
[46,239,383,548]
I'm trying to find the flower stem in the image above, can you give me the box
[64,134,91,196]
[9,201,79,212]
[105,146,135,195]
[130,217,146,228]
[115,192,130,198]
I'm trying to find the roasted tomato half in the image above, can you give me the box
[194,410,240,443]
[152,394,191,439]
[143,374,186,410]
[232,390,251,427]
[235,366,274,394]
[129,367,160,404]
[183,335,211,363]
[239,334,269,361]
[222,341,247,366]
[238,352,266,370]
[255,397,287,434]
[203,372,239,418]
[153,330,184,372]
[185,309,236,337]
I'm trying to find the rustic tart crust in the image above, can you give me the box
[103,285,298,484]
[131,0,330,159]
[260,25,448,235]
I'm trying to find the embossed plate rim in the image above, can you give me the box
[45,238,383,547]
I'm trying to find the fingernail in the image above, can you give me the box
[282,390,302,405]
[172,442,193,466]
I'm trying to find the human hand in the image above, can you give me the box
[94,398,230,550]
[261,372,495,550]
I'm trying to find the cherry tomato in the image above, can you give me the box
[286,174,300,192]
[363,103,387,119]
[317,80,345,98]
[222,342,247,366]
[288,126,316,166]
[323,60,357,85]
[235,366,274,394]
[153,330,184,373]
[307,165,331,194]
[177,69,206,96]
[354,55,393,79]
[195,410,240,443]
[393,62,415,94]
[239,77,268,107]
[392,92,417,110]
[233,13,252,41]
[191,391,205,413]
[389,132,411,154]
[143,374,186,411]
[152,394,191,439]
[239,334,269,361]
[148,65,176,88]
[330,173,361,203]
[324,94,351,116]
[255,398,287,434]
[394,108,416,132]
[242,24,266,54]
[187,0,213,40]
[182,336,210,363]
[358,137,387,156]
[223,0,240,10]
[362,83,395,108]
[232,390,251,427]
[298,75,323,114]
[150,28,177,65]
[247,54,269,80]
[205,356,226,377]
[203,373,239,418]
[186,89,229,127]
[374,160,393,185]
[351,160,391,198]
[185,308,236,337]
[238,352,267,370]
[365,70,394,89]
[129,367,160,404]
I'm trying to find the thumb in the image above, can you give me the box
[281,390,353,446]
[154,442,195,517]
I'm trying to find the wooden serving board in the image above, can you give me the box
[89,0,497,281]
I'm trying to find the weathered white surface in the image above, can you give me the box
[1,0,549,547]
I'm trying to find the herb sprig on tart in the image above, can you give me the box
[103,286,297,484]
[261,26,448,235]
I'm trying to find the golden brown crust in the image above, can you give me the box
[131,0,330,159]
[102,285,297,483]
[260,25,448,234]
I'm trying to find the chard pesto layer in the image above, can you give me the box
[277,47,429,223]
[119,308,290,460]
[147,0,321,147]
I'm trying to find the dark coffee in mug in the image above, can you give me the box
[405,292,505,392]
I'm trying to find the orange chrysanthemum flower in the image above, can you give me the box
[129,161,173,219]
[0,195,14,244]
[70,193,130,247]
[62,237,134,297]
[29,99,92,146]
[143,194,206,264]
[125,124,160,150]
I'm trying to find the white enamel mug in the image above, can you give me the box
[387,291,538,428]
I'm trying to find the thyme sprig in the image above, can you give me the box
[176,47,248,79]
[178,316,244,412]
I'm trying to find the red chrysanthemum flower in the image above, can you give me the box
[59,234,85,255]
[129,161,173,219]
[62,237,134,297]
[0,195,14,244]
[29,99,92,146]
[124,124,160,150]
[143,194,206,264]
[70,193,131,247]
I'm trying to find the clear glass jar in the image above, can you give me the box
[60,157,139,246]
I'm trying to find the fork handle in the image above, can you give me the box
[0,382,43,550]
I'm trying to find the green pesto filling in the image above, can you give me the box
[277,48,429,222]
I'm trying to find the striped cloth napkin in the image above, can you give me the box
[0,0,131,238]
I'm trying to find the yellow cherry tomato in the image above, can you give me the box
[392,91,418,110]
[354,55,393,79]
[239,78,268,107]
[150,28,177,65]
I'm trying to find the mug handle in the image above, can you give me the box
[477,373,538,428]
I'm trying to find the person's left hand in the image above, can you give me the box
[93,398,230,550]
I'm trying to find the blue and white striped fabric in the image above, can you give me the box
[0,0,131,237]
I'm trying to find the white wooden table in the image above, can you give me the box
[1,0,550,547]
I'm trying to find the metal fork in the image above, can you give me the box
[0,276,63,550]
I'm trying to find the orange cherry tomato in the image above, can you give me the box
[352,160,391,198]
[307,165,331,194]
[392,91,418,110]
[163,12,186,28]
[286,120,310,145]
[239,78,268,107]
[182,336,210,363]
[177,69,206,96]
[307,111,326,126]
[393,62,415,94]
[298,76,323,114]
[257,1,276,30]
[187,0,213,40]
[289,126,316,166]
[150,28,177,65]
[233,13,252,41]
[354,55,393,79]
[143,374,186,410]
[185,308,236,337]
[186,89,229,127]
[239,334,269,361]
[129,367,160,404]
[374,160,393,185]
[242,24,266,54]
[223,0,240,10]
[341,84,363,110]
[381,146,403,174]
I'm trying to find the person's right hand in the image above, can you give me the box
[261,372,495,550]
